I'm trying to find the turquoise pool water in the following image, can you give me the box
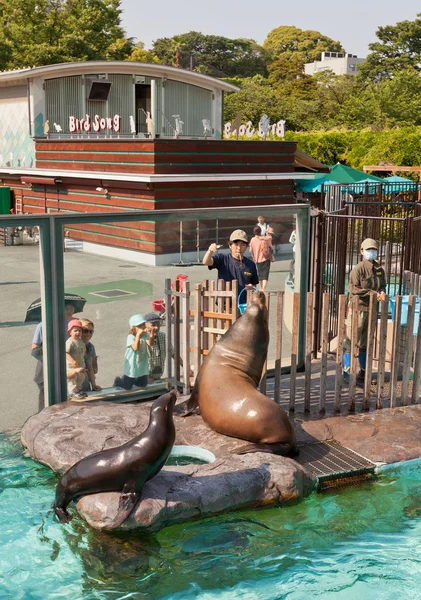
[2,432,421,600]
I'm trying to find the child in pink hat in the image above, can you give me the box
[65,319,87,399]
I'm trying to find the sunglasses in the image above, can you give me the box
[82,328,94,334]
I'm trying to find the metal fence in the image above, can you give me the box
[309,184,421,354]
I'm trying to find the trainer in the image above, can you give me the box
[203,229,259,294]
[343,238,386,383]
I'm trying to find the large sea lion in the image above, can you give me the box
[175,291,298,456]
[54,390,177,525]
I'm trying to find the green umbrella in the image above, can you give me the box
[327,163,383,184]
[295,163,383,193]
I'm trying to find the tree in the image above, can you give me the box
[358,14,421,81]
[0,0,133,69]
[267,53,318,100]
[340,70,421,130]
[263,25,343,63]
[223,76,280,125]
[127,41,158,63]
[152,31,268,77]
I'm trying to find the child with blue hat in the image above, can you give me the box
[114,314,150,390]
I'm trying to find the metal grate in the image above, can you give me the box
[295,440,376,492]
[89,289,136,298]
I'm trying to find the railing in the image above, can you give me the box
[165,285,421,413]
[308,195,420,354]
[164,280,301,403]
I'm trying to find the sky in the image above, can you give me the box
[120,0,420,58]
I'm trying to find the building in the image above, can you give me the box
[0,61,328,264]
[304,52,366,76]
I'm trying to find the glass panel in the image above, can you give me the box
[60,208,304,401]
[0,205,307,408]
[0,220,43,427]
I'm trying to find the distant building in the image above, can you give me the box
[304,52,366,76]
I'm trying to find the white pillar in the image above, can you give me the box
[150,79,157,138]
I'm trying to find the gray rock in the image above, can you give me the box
[21,400,316,532]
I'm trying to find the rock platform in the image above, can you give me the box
[21,399,421,532]
[21,400,316,532]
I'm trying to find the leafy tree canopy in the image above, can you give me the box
[263,25,343,63]
[127,41,159,63]
[358,13,421,81]
[224,76,280,124]
[0,0,133,69]
[152,31,268,77]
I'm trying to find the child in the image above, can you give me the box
[114,314,149,390]
[65,319,87,399]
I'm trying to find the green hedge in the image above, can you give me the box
[284,128,421,175]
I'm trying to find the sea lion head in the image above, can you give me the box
[250,289,266,307]
[245,290,268,325]
[151,390,178,418]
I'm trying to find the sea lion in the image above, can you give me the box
[175,291,297,457]
[54,390,177,525]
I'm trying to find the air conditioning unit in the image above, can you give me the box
[86,79,112,101]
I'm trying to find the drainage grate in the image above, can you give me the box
[89,289,136,299]
[295,440,377,492]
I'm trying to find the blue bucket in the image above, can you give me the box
[389,295,420,335]
[238,287,258,315]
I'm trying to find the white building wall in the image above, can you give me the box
[0,85,35,168]
[304,55,366,76]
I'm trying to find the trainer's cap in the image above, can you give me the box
[229,229,248,244]
[129,314,146,327]
[361,238,378,251]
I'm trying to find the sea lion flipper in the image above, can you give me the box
[119,480,140,512]
[54,507,72,524]
[173,391,199,417]
[107,481,141,529]
[233,442,299,458]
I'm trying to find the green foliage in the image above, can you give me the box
[263,25,343,63]
[283,128,421,172]
[151,31,268,77]
[224,76,280,124]
[0,0,133,69]
[358,13,421,81]
[127,42,159,63]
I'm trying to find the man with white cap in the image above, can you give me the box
[203,229,259,295]
[343,238,387,383]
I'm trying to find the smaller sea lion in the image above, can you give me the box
[54,390,177,525]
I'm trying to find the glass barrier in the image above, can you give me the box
[0,223,43,427]
[0,205,308,422]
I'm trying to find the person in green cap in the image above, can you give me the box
[343,238,386,383]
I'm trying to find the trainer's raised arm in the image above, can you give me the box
[203,242,220,266]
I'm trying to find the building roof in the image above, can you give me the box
[0,61,239,93]
[294,148,330,173]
